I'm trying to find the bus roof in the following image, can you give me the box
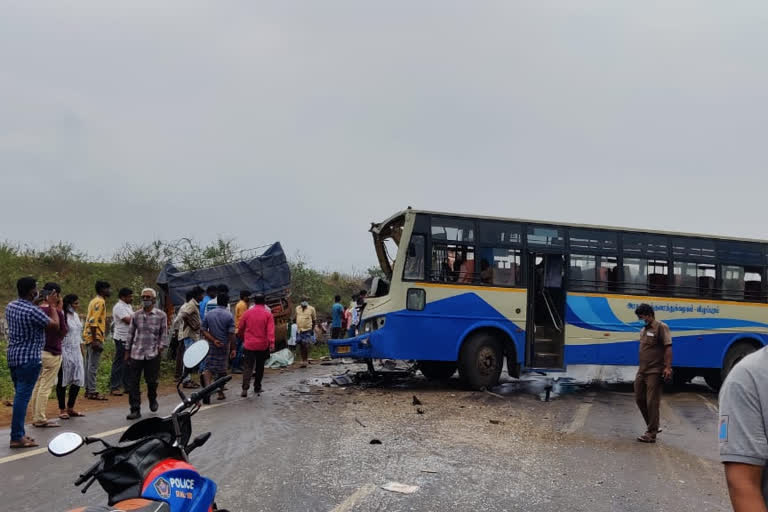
[391,208,768,246]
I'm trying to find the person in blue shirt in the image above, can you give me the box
[6,277,61,448]
[199,285,217,320]
[331,295,344,340]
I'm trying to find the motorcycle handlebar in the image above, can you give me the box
[188,375,232,405]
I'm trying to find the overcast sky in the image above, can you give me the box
[1,1,766,271]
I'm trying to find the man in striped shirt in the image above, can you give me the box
[6,277,60,448]
[125,288,168,420]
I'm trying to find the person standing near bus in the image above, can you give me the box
[331,295,344,340]
[634,303,673,443]
[295,296,316,367]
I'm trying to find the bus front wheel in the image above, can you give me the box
[419,361,457,381]
[458,332,503,390]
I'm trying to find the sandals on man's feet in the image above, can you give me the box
[32,421,60,428]
[86,392,108,401]
[59,412,70,420]
[68,409,86,417]
[9,438,39,449]
[637,433,657,443]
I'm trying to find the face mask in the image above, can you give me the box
[142,299,154,308]
[301,301,308,307]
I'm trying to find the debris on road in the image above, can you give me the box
[382,359,398,370]
[382,482,419,494]
[412,395,422,406]
[484,390,505,400]
[420,469,439,474]
[370,439,382,445]
[333,374,355,386]
[264,348,294,368]
[489,419,502,425]
[416,408,424,415]
[355,417,367,428]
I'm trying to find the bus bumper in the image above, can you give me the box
[328,333,375,359]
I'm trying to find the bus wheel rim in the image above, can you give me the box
[477,346,497,375]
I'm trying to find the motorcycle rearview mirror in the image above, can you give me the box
[183,339,209,369]
[48,432,85,457]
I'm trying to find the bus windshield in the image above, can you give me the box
[371,213,405,280]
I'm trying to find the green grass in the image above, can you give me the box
[0,240,367,400]
[0,337,177,401]
[309,343,330,360]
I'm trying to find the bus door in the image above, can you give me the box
[526,252,566,369]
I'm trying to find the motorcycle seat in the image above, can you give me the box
[66,499,170,512]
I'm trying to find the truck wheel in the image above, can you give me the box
[419,361,457,381]
[459,332,503,390]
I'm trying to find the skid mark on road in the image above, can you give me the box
[562,403,592,434]
[561,393,596,434]
[331,483,377,512]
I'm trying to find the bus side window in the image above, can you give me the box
[431,244,476,283]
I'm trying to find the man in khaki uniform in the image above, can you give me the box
[634,303,673,443]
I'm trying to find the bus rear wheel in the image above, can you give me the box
[713,341,760,391]
[419,361,457,381]
[458,332,503,390]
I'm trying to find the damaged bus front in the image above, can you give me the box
[328,209,525,389]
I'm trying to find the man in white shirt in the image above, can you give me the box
[110,288,134,397]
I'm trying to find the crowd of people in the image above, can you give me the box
[4,274,367,449]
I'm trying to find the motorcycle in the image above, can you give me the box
[48,340,231,512]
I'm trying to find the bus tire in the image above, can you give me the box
[419,361,457,381]
[704,372,722,392]
[718,341,760,389]
[458,332,503,390]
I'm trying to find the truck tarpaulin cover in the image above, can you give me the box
[156,242,291,307]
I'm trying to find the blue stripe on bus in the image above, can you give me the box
[331,293,768,368]
[566,296,639,332]
[358,293,526,362]
[566,296,768,332]
[565,332,768,367]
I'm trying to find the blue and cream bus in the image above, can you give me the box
[329,209,768,390]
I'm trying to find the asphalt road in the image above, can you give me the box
[0,365,729,512]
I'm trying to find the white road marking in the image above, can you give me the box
[697,394,719,415]
[0,446,49,464]
[331,483,377,512]
[562,402,593,434]
[0,396,248,466]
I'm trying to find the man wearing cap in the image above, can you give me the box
[125,288,168,420]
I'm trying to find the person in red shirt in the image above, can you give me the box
[237,294,275,397]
